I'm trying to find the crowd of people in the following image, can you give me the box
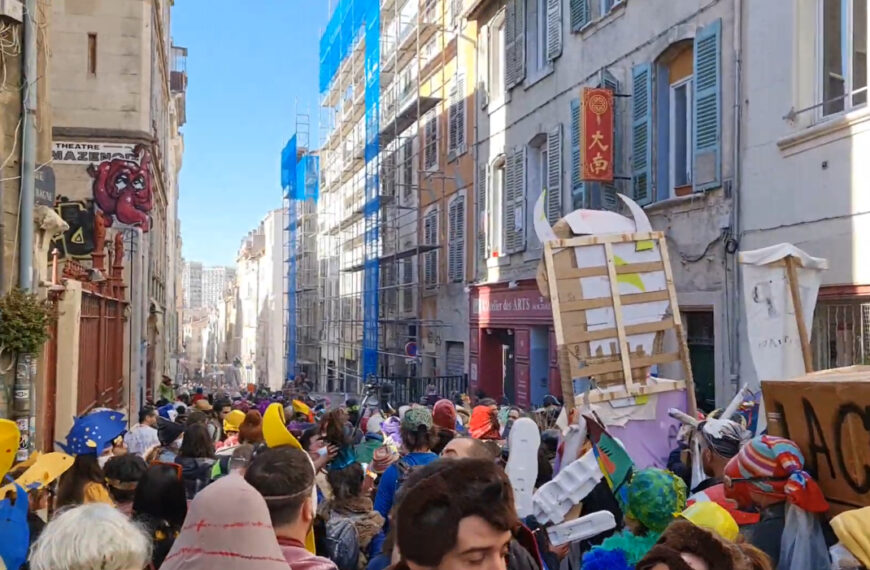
[1,380,870,570]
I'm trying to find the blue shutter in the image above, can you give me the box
[602,72,620,210]
[570,0,590,32]
[693,19,722,192]
[631,63,653,206]
[570,98,585,209]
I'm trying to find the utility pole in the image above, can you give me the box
[14,0,39,460]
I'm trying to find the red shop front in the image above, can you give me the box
[469,280,562,408]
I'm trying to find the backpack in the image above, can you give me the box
[396,458,421,489]
[323,515,360,570]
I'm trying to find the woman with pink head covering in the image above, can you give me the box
[160,473,290,570]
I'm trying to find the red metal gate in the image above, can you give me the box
[77,292,126,414]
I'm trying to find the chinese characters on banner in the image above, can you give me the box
[580,88,614,182]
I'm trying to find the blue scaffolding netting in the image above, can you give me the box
[283,135,319,380]
[319,0,374,94]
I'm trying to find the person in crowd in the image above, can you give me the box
[193,399,222,442]
[245,446,338,570]
[392,458,519,570]
[431,399,457,455]
[370,444,399,480]
[469,404,502,440]
[301,426,340,473]
[239,409,265,445]
[160,472,290,570]
[125,406,160,457]
[355,414,386,464]
[213,398,233,440]
[56,410,128,508]
[327,463,385,568]
[158,375,176,403]
[103,454,147,515]
[212,443,255,480]
[724,435,831,570]
[29,503,152,570]
[636,517,774,570]
[191,387,206,405]
[174,423,216,499]
[582,468,688,570]
[132,462,188,569]
[216,409,245,451]
[830,505,870,570]
[691,417,750,494]
[441,436,498,460]
[147,420,185,464]
[374,407,439,521]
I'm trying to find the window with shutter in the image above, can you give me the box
[601,72,621,210]
[477,163,488,265]
[693,19,722,192]
[448,80,459,157]
[631,63,653,205]
[448,195,465,282]
[570,0,590,32]
[382,151,397,197]
[570,98,586,209]
[516,0,526,83]
[546,0,562,61]
[505,0,517,90]
[505,149,526,253]
[402,137,414,199]
[424,113,437,170]
[424,209,438,286]
[546,125,563,224]
[456,74,466,153]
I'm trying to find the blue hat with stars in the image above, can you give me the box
[57,410,127,455]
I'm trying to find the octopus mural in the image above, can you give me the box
[87,144,153,232]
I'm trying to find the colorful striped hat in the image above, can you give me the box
[724,435,828,513]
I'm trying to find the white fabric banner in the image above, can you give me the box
[739,244,827,432]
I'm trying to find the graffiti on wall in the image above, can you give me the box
[49,198,96,259]
[88,144,153,232]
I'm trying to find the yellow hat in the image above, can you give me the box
[831,506,870,568]
[263,403,302,450]
[223,410,246,434]
[0,419,18,480]
[681,501,739,542]
[0,452,74,497]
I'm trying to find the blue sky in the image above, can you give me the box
[173,1,327,266]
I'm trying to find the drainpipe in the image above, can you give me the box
[729,0,744,392]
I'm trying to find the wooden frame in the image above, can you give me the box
[543,231,697,413]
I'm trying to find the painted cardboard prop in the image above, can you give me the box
[57,409,127,455]
[263,402,318,554]
[0,420,73,569]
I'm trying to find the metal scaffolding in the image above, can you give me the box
[314,0,456,394]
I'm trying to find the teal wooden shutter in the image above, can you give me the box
[570,0,590,32]
[570,98,585,209]
[693,19,722,192]
[546,124,563,224]
[631,63,653,205]
[546,0,563,61]
[601,72,620,211]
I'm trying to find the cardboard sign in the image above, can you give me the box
[762,366,870,509]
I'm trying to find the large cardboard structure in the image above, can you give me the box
[763,366,870,510]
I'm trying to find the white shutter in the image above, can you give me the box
[448,81,459,156]
[424,115,437,169]
[455,196,465,281]
[546,0,562,61]
[505,0,517,89]
[423,210,438,286]
[477,163,488,265]
[546,125,563,225]
[505,148,526,253]
[448,200,457,280]
[514,0,526,84]
[456,74,466,153]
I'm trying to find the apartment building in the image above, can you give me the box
[468,0,737,408]
[739,0,870,379]
[183,261,204,309]
[202,266,235,309]
[50,0,186,406]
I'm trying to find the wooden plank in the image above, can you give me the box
[554,261,666,280]
[573,351,683,378]
[658,235,697,415]
[567,318,675,343]
[553,231,664,248]
[603,241,635,392]
[584,380,687,404]
[785,255,814,373]
[559,289,670,311]
[544,242,575,406]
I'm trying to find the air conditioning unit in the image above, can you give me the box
[0,0,22,22]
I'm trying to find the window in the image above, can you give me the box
[669,78,693,193]
[822,0,867,115]
[423,112,438,170]
[401,137,414,199]
[448,75,466,157]
[401,259,414,313]
[600,0,619,15]
[490,157,506,257]
[812,299,870,368]
[527,136,547,248]
[88,33,97,75]
[490,16,506,102]
[448,195,465,282]
[528,0,548,74]
[423,209,438,286]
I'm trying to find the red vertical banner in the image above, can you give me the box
[580,87,614,182]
